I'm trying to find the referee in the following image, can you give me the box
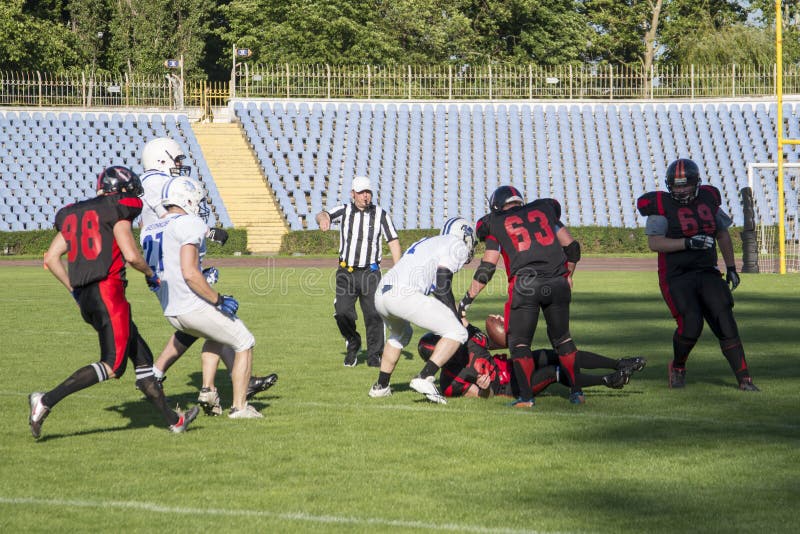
[316,176,402,367]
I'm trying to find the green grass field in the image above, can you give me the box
[1,264,798,533]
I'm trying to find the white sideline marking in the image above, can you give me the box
[0,496,543,533]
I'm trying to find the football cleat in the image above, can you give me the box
[409,375,447,404]
[602,369,630,389]
[509,397,535,409]
[368,382,392,398]
[228,404,264,419]
[569,390,586,404]
[197,387,223,416]
[344,336,361,367]
[169,405,200,433]
[28,392,50,439]
[738,378,760,392]
[618,356,647,374]
[668,361,686,389]
[246,374,278,400]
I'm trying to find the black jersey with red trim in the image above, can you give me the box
[439,332,512,397]
[483,198,567,278]
[55,193,143,288]
[636,185,722,278]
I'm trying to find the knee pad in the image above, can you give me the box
[510,344,533,361]
[551,333,577,356]
[389,323,414,349]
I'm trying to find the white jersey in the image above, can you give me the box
[139,169,172,228]
[380,234,469,294]
[140,213,208,316]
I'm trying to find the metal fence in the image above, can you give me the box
[1,63,798,111]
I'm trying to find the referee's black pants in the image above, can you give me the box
[334,267,384,358]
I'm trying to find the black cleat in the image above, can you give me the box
[738,378,760,392]
[602,369,629,389]
[246,374,278,400]
[618,356,647,374]
[668,361,686,389]
[344,336,361,367]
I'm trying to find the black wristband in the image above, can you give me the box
[214,293,223,306]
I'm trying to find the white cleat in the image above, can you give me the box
[228,404,264,419]
[409,376,447,405]
[368,382,392,398]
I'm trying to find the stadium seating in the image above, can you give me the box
[4,100,800,233]
[234,100,800,230]
[0,111,231,231]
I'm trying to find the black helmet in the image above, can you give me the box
[97,166,143,196]
[665,159,701,205]
[417,332,441,361]
[489,185,524,213]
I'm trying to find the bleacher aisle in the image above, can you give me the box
[191,122,288,253]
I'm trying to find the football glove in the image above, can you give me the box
[216,294,239,317]
[726,266,740,291]
[202,267,219,285]
[145,273,161,292]
[685,234,715,250]
[458,292,474,319]
[207,227,229,245]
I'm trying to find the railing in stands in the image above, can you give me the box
[0,63,797,110]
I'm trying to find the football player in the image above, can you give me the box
[637,159,758,391]
[417,326,646,402]
[30,166,200,438]
[458,186,585,407]
[368,217,476,404]
[139,138,276,407]
[141,177,265,418]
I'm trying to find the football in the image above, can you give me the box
[485,314,507,349]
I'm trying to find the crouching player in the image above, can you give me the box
[417,324,646,403]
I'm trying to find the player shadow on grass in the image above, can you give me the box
[31,390,201,442]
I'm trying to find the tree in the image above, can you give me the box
[104,0,211,76]
[0,0,79,71]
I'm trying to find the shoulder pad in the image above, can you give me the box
[117,195,143,221]
[698,185,721,207]
[637,191,665,216]
[475,214,490,242]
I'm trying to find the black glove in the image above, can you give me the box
[207,227,229,245]
[685,234,715,250]
[457,292,474,319]
[726,266,740,291]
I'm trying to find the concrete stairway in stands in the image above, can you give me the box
[192,122,288,253]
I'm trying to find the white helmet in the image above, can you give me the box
[161,177,209,220]
[142,137,191,177]
[441,216,476,263]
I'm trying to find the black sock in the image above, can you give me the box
[136,375,179,426]
[419,361,440,379]
[377,371,392,388]
[42,364,102,408]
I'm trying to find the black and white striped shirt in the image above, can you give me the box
[327,203,399,268]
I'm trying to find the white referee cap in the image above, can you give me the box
[352,176,372,193]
